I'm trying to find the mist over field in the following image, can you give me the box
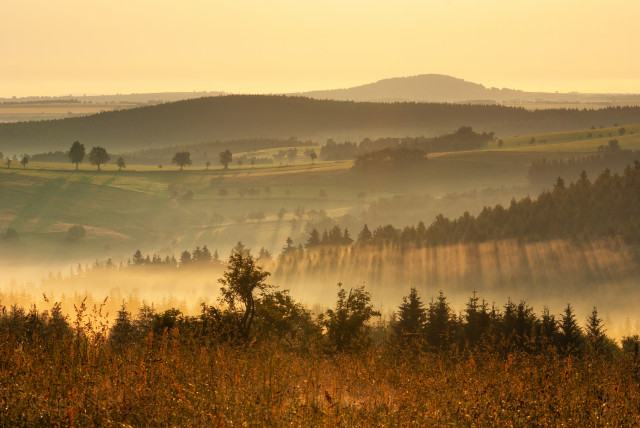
[2,118,640,345]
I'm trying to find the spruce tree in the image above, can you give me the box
[464,291,490,345]
[109,304,135,348]
[539,306,558,346]
[559,303,582,353]
[357,224,373,243]
[425,291,454,348]
[585,306,606,352]
[305,228,321,248]
[394,288,427,345]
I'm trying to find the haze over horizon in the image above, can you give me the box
[3,0,640,98]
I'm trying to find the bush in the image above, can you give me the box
[67,225,86,241]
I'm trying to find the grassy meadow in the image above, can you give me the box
[2,124,640,276]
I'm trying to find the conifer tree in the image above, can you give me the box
[109,304,135,348]
[357,224,373,243]
[305,228,321,248]
[394,288,427,345]
[585,306,606,352]
[425,291,454,348]
[560,303,582,353]
[539,306,558,346]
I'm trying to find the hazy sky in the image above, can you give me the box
[2,0,639,97]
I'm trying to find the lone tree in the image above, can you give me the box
[309,149,317,164]
[89,146,110,171]
[219,149,233,170]
[68,141,85,170]
[20,155,29,169]
[116,156,126,171]
[218,251,271,340]
[172,151,192,171]
[5,158,11,169]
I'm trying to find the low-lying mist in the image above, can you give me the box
[2,236,639,342]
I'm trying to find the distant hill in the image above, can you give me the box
[299,74,640,104]
[1,95,640,155]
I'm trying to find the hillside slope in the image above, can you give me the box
[1,95,640,154]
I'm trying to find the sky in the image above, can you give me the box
[2,0,640,97]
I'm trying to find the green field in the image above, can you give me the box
[2,124,639,266]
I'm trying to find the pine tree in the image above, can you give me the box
[539,306,558,346]
[257,247,272,261]
[357,224,373,244]
[132,249,144,265]
[109,304,135,348]
[342,228,353,245]
[585,306,606,352]
[464,291,490,345]
[180,250,192,266]
[305,228,321,248]
[394,288,427,345]
[425,291,454,348]
[200,245,213,262]
[559,303,582,353]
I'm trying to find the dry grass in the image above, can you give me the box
[1,328,639,426]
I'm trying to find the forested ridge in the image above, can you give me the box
[298,162,640,248]
[1,95,640,153]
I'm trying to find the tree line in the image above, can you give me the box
[298,162,640,249]
[321,126,494,161]
[1,250,636,356]
[527,139,640,186]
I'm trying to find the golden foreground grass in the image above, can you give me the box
[2,334,639,426]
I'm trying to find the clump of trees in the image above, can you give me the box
[321,127,494,161]
[273,148,298,163]
[304,226,353,248]
[390,289,617,356]
[353,147,428,173]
